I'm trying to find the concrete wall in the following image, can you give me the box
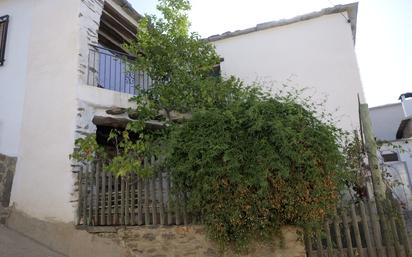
[0,0,34,156]
[10,0,80,222]
[213,13,365,131]
[370,103,404,141]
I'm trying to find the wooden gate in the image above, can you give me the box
[304,200,412,257]
[76,160,190,226]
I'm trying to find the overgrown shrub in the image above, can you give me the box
[166,91,348,250]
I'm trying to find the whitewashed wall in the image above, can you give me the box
[0,0,34,156]
[10,0,80,222]
[9,0,137,223]
[213,13,365,131]
[370,103,404,141]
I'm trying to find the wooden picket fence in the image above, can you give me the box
[76,161,412,257]
[76,160,190,226]
[304,200,412,257]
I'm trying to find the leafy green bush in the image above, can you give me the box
[166,91,347,250]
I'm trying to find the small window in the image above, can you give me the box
[0,15,10,66]
[382,152,399,162]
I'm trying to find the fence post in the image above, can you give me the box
[360,104,396,256]
[333,212,344,257]
[359,201,377,257]
[341,207,354,257]
[77,166,83,225]
[350,203,365,257]
[94,161,100,225]
[304,227,314,257]
[324,221,334,257]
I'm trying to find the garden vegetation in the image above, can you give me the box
[72,0,356,251]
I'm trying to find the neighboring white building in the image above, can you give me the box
[209,3,365,132]
[0,1,367,256]
[370,102,404,141]
[370,96,412,211]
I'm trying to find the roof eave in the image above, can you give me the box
[111,0,143,22]
[207,2,359,44]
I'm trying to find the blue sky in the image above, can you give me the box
[129,0,412,107]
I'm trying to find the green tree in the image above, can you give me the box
[125,0,222,115]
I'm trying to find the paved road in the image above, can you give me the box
[0,225,66,257]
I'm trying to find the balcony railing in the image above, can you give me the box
[87,45,152,95]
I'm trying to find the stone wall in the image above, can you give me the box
[97,226,306,257]
[0,153,16,208]
[78,0,104,85]
[7,208,305,257]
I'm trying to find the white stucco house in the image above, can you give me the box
[0,0,366,256]
[209,2,364,132]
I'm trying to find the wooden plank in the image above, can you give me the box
[390,199,412,257]
[77,166,87,225]
[151,156,157,225]
[359,201,377,257]
[144,178,150,225]
[315,227,323,257]
[183,193,188,226]
[304,227,314,257]
[166,173,172,225]
[130,173,136,226]
[144,158,150,225]
[77,167,82,225]
[137,176,143,225]
[88,164,93,226]
[377,200,396,257]
[350,203,365,257]
[341,208,354,257]
[158,171,165,225]
[151,174,157,225]
[100,165,106,226]
[175,194,181,225]
[120,176,125,225]
[125,175,130,225]
[368,200,385,257]
[390,213,403,257]
[107,171,113,226]
[324,221,334,257]
[94,161,100,226]
[394,201,412,257]
[114,175,119,225]
[79,166,86,225]
[333,215,344,257]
